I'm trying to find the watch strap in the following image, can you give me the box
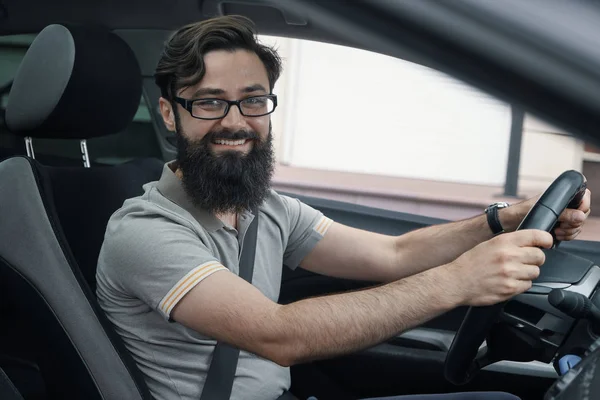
[486,204,504,234]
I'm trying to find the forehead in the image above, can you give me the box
[197,49,269,93]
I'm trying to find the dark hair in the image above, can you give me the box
[154,15,282,99]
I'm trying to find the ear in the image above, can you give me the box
[159,97,176,132]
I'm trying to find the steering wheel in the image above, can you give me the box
[444,170,587,385]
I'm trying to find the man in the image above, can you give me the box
[96,15,591,400]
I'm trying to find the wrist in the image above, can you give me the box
[431,264,465,309]
[498,205,521,232]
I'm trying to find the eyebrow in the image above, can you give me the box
[241,84,267,93]
[191,87,225,97]
[191,84,267,98]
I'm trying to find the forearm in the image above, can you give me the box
[269,266,459,366]
[391,206,523,279]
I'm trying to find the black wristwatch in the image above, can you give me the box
[485,202,510,234]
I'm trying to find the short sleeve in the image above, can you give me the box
[280,195,334,269]
[100,210,227,320]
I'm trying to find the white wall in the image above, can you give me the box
[519,115,584,190]
[260,35,585,189]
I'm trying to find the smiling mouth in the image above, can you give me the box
[212,138,252,147]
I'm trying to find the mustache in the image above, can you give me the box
[203,129,260,142]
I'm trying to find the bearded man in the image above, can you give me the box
[96,15,591,400]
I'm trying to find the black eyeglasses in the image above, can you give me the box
[174,94,278,120]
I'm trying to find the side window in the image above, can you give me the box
[0,34,162,165]
[260,35,598,239]
[261,35,513,186]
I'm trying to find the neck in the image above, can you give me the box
[172,163,183,179]
[215,211,237,229]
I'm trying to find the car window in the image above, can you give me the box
[0,34,162,165]
[260,35,599,240]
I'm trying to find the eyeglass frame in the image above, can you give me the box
[173,94,278,120]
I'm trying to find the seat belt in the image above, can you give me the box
[199,209,259,400]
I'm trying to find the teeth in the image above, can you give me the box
[214,139,247,146]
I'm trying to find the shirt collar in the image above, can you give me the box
[155,161,225,232]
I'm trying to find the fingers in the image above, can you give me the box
[513,264,541,281]
[555,227,582,241]
[556,194,589,240]
[497,249,542,280]
[502,229,554,249]
[498,278,534,299]
[518,247,546,266]
[515,279,533,295]
[580,188,591,212]
[559,208,587,224]
[558,188,591,224]
[558,212,589,229]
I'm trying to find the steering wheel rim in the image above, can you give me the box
[444,170,587,385]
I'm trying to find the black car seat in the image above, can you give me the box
[0,24,162,399]
[0,366,24,400]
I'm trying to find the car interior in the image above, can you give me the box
[1,1,600,400]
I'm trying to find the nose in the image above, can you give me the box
[220,103,248,131]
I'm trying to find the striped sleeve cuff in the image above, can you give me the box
[313,216,334,236]
[159,261,227,318]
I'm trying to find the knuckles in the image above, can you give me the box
[501,281,519,295]
[499,263,514,278]
[493,248,515,265]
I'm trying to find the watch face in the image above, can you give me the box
[485,202,510,213]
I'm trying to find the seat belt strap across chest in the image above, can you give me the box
[199,209,259,400]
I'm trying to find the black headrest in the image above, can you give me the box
[5,24,142,140]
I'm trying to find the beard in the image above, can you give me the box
[174,122,275,215]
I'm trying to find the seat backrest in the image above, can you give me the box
[0,24,162,399]
[0,364,24,400]
[46,158,163,291]
[0,157,154,400]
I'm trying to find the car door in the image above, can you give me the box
[279,194,600,400]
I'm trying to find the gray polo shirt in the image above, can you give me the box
[96,163,333,400]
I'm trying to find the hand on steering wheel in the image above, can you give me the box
[444,170,587,385]
[447,230,552,306]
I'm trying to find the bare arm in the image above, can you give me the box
[378,189,590,280]
[171,230,551,367]
[172,264,459,367]
[300,212,501,283]
[389,212,498,279]
[300,199,551,282]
